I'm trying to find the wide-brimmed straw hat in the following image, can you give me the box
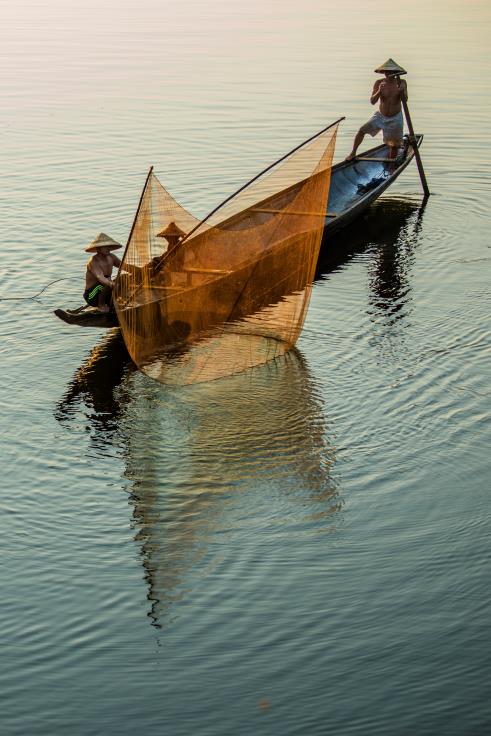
[85,232,123,253]
[374,58,407,75]
[157,221,186,240]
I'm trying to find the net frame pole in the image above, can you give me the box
[116,165,154,281]
[167,117,345,251]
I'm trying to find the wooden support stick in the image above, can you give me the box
[397,78,430,196]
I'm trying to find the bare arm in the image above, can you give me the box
[370,79,382,105]
[118,261,143,275]
[399,79,408,101]
[111,252,142,276]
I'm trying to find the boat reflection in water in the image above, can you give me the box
[363,196,427,363]
[54,330,135,439]
[317,194,427,278]
[54,194,424,627]
[317,194,428,361]
[365,196,427,318]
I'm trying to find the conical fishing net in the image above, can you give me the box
[114,121,340,384]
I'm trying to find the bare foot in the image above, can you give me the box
[345,152,357,161]
[98,304,110,313]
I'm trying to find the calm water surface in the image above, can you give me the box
[1,1,490,734]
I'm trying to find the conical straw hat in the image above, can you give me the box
[374,58,407,75]
[157,221,186,239]
[85,232,123,253]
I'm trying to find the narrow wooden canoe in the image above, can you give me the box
[54,306,119,328]
[54,134,423,328]
[324,134,423,233]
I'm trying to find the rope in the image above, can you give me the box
[0,277,76,301]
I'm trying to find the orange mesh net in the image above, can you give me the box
[114,121,340,384]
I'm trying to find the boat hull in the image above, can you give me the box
[55,135,423,328]
[324,134,423,234]
[54,307,119,328]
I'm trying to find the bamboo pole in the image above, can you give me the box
[114,165,154,308]
[117,165,154,275]
[396,76,430,196]
[175,117,346,249]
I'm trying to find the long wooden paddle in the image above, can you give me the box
[395,74,430,196]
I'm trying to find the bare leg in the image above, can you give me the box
[97,287,110,313]
[388,144,398,159]
[387,140,404,170]
[346,130,365,161]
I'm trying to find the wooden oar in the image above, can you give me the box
[395,74,430,196]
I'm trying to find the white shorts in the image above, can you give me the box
[361,111,404,144]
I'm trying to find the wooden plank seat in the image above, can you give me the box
[250,208,336,217]
[179,267,233,287]
[354,157,398,163]
[181,267,232,275]
[147,285,183,290]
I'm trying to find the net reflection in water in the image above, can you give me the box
[122,350,340,628]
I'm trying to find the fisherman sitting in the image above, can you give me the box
[157,220,186,250]
[83,233,122,313]
[151,221,187,274]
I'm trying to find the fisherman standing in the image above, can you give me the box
[347,59,408,161]
[83,233,122,312]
